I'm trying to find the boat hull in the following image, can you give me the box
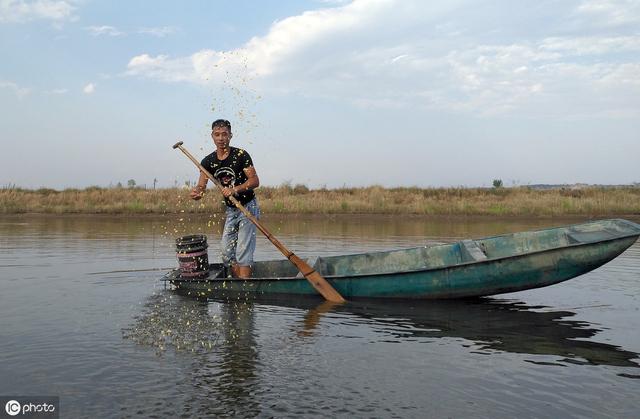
[167,235,638,300]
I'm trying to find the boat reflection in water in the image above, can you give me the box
[129,289,640,368]
[124,290,639,415]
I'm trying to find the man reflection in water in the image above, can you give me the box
[190,119,261,278]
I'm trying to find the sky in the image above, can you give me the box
[1,0,639,189]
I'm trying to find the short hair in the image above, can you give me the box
[212,119,231,131]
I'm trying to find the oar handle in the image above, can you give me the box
[172,141,346,303]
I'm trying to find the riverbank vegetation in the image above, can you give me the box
[1,185,639,217]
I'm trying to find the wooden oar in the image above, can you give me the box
[172,141,346,303]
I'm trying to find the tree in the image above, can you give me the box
[127,179,136,188]
[492,179,503,188]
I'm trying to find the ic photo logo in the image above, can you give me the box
[5,400,20,416]
[2,397,58,418]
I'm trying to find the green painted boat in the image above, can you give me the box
[163,219,640,299]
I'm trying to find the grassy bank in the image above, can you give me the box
[1,185,639,216]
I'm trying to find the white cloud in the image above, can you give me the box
[85,25,123,37]
[83,83,95,94]
[0,0,76,23]
[126,54,197,83]
[137,26,177,38]
[127,0,402,83]
[441,45,552,114]
[0,80,30,98]
[85,25,179,38]
[405,39,638,117]
[599,63,640,86]
[576,0,640,26]
[125,0,640,118]
[540,36,640,55]
[390,54,409,63]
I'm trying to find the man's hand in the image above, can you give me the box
[190,187,204,200]
[221,186,237,198]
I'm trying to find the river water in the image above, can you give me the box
[0,214,639,418]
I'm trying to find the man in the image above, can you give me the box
[190,119,260,278]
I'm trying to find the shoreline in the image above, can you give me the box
[2,186,639,218]
[2,212,639,223]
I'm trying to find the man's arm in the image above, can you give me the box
[222,167,260,198]
[190,171,209,200]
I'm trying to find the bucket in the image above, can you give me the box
[175,235,209,279]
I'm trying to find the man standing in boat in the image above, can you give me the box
[190,119,260,278]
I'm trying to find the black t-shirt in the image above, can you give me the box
[201,147,256,207]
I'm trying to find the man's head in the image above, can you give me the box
[211,119,232,150]
[212,119,231,131]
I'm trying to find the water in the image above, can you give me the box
[1,214,639,418]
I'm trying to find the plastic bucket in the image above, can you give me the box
[175,235,209,279]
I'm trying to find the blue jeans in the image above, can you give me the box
[221,199,260,267]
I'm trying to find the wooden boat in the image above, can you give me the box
[162,219,640,299]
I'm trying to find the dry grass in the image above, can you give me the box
[1,185,639,216]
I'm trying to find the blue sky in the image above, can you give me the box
[1,0,639,189]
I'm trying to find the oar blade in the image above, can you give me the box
[304,271,346,303]
[289,254,346,303]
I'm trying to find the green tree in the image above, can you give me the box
[492,179,503,188]
[127,179,136,188]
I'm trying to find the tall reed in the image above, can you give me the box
[1,185,638,216]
